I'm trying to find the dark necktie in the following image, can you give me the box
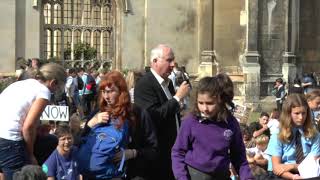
[295,131,304,164]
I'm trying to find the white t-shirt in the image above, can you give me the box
[267,118,280,135]
[65,76,76,97]
[0,79,51,141]
[247,147,270,160]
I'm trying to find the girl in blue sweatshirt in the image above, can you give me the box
[171,74,253,180]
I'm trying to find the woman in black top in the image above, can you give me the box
[289,77,304,94]
[125,104,158,180]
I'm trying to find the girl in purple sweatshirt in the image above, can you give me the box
[172,74,253,180]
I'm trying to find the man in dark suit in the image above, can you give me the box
[274,78,286,111]
[134,44,190,180]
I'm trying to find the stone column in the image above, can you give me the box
[197,0,217,79]
[80,30,84,67]
[90,31,94,47]
[100,31,103,60]
[242,0,261,103]
[71,29,74,64]
[61,3,65,65]
[282,0,297,84]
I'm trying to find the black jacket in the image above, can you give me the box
[134,71,180,180]
[126,104,158,180]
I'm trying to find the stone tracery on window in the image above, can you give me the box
[41,0,115,68]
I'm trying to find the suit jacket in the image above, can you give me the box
[134,71,180,180]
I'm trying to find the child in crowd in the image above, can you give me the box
[240,123,255,148]
[42,125,80,180]
[34,124,58,165]
[249,112,270,139]
[13,165,47,180]
[68,113,82,146]
[247,134,270,170]
[267,108,280,135]
[305,89,320,129]
[267,94,320,179]
[171,74,253,180]
[246,153,267,178]
[49,120,60,134]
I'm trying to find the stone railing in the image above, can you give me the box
[56,59,112,70]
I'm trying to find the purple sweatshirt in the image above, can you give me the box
[171,114,253,180]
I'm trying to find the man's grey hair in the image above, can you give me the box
[150,44,174,63]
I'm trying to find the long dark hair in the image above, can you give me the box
[193,74,234,122]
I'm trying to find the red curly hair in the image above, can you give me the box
[98,71,131,128]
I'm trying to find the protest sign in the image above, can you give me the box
[40,105,69,121]
[233,103,251,124]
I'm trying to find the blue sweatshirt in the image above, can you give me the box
[171,114,253,180]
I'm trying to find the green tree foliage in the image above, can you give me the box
[64,42,97,60]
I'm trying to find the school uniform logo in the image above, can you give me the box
[223,129,233,140]
[97,133,107,140]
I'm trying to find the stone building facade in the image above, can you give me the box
[0,0,319,103]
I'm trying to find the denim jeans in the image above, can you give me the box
[0,138,27,180]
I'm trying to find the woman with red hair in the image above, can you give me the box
[79,71,158,180]
[78,71,131,180]
[87,70,131,128]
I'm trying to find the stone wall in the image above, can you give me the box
[0,0,40,75]
[299,0,320,73]
[121,0,198,74]
[214,0,245,68]
[0,0,16,74]
[0,0,319,102]
[259,0,286,96]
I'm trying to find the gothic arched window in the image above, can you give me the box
[83,0,91,25]
[83,30,91,45]
[44,29,52,59]
[103,30,112,59]
[44,3,51,24]
[41,0,116,66]
[53,29,62,58]
[93,31,101,59]
[63,0,72,24]
[73,0,81,25]
[74,30,81,44]
[93,6,101,25]
[53,4,62,24]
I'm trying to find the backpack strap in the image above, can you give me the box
[118,148,126,172]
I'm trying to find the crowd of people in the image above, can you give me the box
[0,44,320,180]
[242,88,320,179]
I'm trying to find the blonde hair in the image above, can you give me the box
[278,94,317,143]
[305,89,320,101]
[126,70,143,90]
[36,63,67,86]
[126,71,135,90]
[255,134,269,145]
